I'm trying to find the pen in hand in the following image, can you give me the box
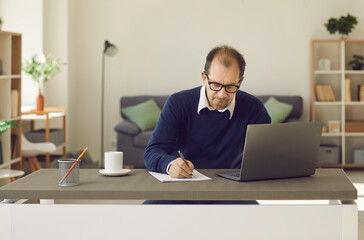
[178,150,193,176]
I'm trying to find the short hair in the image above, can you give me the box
[204,45,246,80]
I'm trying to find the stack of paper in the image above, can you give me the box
[149,170,212,182]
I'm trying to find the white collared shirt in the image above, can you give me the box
[197,85,235,119]
[167,85,236,174]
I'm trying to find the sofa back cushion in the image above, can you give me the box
[120,94,303,121]
[256,95,303,120]
[121,99,162,131]
[120,96,169,119]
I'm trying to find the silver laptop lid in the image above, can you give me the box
[239,122,323,181]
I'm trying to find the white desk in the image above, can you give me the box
[0,169,358,240]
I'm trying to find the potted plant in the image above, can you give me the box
[324,13,358,39]
[0,17,3,31]
[22,53,65,111]
[0,121,18,164]
[348,54,364,70]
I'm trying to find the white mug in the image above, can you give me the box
[104,151,123,173]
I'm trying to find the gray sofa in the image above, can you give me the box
[114,94,303,168]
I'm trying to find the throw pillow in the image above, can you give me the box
[264,97,293,123]
[121,99,162,131]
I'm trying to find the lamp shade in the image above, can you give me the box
[104,40,118,56]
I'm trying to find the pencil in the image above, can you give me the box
[59,147,88,185]
[178,150,193,176]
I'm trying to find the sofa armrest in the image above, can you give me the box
[114,120,140,136]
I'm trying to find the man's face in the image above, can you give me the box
[202,57,242,110]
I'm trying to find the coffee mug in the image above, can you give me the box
[104,151,123,173]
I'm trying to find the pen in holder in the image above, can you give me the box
[58,159,80,186]
[58,147,88,186]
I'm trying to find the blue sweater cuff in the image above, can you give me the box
[159,155,176,174]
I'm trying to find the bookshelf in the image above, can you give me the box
[311,39,364,167]
[0,31,22,185]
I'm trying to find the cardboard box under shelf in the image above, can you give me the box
[24,129,64,146]
[345,121,364,133]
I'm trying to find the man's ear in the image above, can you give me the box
[201,71,207,85]
[239,76,244,85]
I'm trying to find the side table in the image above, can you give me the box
[21,107,66,168]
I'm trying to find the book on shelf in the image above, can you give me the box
[358,85,364,102]
[315,84,336,101]
[0,140,3,165]
[11,134,18,159]
[315,84,326,101]
[11,90,19,117]
[345,78,351,102]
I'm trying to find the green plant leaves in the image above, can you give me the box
[348,54,364,70]
[324,13,358,37]
[0,121,19,135]
[22,53,66,87]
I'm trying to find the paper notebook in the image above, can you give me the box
[149,170,212,183]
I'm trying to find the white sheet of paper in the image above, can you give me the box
[148,170,212,183]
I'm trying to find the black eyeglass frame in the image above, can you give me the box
[205,73,242,93]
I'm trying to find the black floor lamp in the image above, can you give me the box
[101,40,118,166]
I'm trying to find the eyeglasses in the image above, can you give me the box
[205,74,241,93]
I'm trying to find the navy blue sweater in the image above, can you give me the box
[144,86,271,174]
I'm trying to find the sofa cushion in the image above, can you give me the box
[120,96,169,119]
[121,99,162,131]
[264,97,293,123]
[133,131,153,148]
[257,95,302,120]
[114,120,140,136]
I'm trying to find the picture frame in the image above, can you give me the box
[328,120,340,133]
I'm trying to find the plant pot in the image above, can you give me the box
[36,88,44,111]
[352,65,363,71]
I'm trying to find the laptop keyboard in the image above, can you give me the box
[231,172,240,177]
[222,171,240,178]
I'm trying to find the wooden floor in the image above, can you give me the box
[344,170,364,239]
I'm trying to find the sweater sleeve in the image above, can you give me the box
[254,106,272,124]
[252,98,272,124]
[144,94,183,173]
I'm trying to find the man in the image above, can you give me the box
[144,45,271,178]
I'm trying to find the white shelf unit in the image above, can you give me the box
[311,39,364,168]
[0,31,22,184]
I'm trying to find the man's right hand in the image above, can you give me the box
[168,158,194,178]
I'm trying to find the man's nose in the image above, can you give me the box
[217,87,228,98]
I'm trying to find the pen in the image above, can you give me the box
[178,150,193,176]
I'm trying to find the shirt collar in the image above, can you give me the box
[197,85,235,119]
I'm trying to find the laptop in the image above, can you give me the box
[216,122,323,181]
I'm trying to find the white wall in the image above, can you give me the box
[43,0,68,109]
[2,0,364,164]
[68,0,364,163]
[0,0,43,106]
[0,0,68,154]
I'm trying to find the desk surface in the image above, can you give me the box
[0,169,357,201]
